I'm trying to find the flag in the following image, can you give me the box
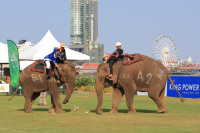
[7,40,20,89]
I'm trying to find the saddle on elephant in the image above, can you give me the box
[123,53,143,66]
[105,53,143,82]
[30,60,58,80]
[30,60,46,73]
[31,60,65,86]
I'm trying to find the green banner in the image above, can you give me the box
[7,40,20,88]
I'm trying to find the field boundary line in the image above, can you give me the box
[0,126,26,133]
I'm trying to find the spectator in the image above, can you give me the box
[39,92,47,106]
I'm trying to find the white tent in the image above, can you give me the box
[19,30,90,61]
[19,30,90,70]
[20,61,34,70]
[0,42,9,63]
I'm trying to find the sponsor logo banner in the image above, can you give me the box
[7,40,20,89]
[0,84,9,92]
[167,76,200,98]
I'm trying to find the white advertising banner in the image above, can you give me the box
[137,83,167,97]
[0,84,9,92]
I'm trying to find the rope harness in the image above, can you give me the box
[126,58,134,79]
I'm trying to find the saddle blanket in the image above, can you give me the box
[31,60,45,73]
[123,54,143,66]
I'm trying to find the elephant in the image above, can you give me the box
[96,54,184,114]
[9,62,76,113]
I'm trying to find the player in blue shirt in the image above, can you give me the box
[44,43,67,83]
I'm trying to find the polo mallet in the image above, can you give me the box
[73,106,79,111]
[104,52,117,57]
[104,52,110,55]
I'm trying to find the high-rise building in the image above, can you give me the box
[69,0,99,65]
[98,44,104,63]
[70,0,84,46]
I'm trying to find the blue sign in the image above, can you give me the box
[167,76,200,98]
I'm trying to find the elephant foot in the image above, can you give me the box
[128,109,136,114]
[109,109,118,114]
[158,108,168,113]
[48,108,55,113]
[25,109,34,113]
[55,109,65,114]
[96,109,103,114]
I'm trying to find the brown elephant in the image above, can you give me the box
[96,55,183,114]
[12,62,76,113]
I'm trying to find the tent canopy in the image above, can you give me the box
[0,42,9,63]
[19,30,90,61]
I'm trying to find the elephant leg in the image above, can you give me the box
[121,82,136,114]
[159,86,167,113]
[49,87,64,114]
[110,87,124,114]
[96,83,104,114]
[48,96,55,113]
[119,80,136,114]
[148,87,167,113]
[31,92,40,106]
[23,90,34,113]
[125,89,136,114]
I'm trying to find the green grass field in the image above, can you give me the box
[0,93,200,133]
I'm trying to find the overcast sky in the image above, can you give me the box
[0,0,199,62]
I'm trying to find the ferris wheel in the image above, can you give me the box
[153,35,178,67]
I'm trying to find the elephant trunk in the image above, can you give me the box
[96,75,104,114]
[63,78,75,104]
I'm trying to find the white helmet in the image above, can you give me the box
[116,42,122,47]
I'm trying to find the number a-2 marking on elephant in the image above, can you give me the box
[137,71,152,84]
[123,74,131,79]
[146,73,152,84]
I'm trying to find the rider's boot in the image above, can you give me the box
[46,69,50,79]
[106,74,113,80]
[108,74,113,78]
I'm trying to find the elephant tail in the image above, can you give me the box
[167,73,185,102]
[8,77,20,101]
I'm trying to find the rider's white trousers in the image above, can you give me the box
[45,58,51,69]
